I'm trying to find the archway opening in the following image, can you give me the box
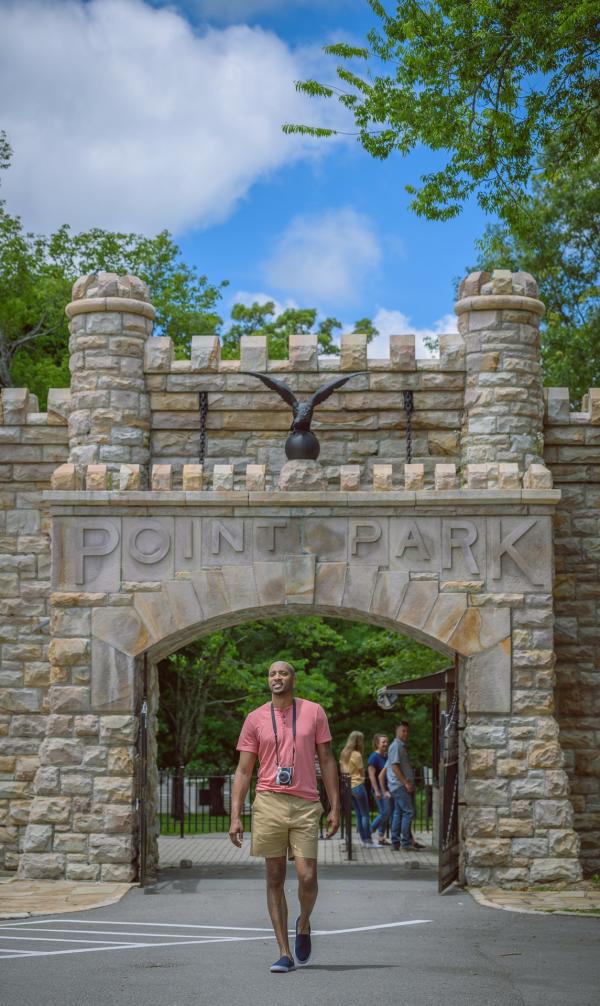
[144,612,452,880]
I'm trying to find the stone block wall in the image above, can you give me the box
[544,388,600,875]
[144,333,465,487]
[0,268,599,884]
[0,388,69,869]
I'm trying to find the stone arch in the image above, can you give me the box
[89,562,511,717]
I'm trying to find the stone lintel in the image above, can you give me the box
[42,488,562,512]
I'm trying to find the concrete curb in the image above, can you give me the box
[468,886,600,918]
[0,880,134,919]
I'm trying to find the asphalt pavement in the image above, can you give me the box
[1,863,598,1006]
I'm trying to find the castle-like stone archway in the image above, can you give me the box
[3,267,596,890]
[35,486,577,888]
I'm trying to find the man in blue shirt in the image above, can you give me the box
[367,733,391,844]
[379,721,415,850]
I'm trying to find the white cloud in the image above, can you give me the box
[263,207,381,306]
[368,309,458,359]
[0,0,345,233]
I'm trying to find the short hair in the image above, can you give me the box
[268,660,295,675]
[398,720,409,730]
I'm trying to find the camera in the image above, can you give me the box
[275,766,294,786]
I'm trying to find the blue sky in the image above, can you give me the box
[0,0,491,354]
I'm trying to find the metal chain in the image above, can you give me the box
[442,690,459,849]
[403,390,414,464]
[444,772,459,849]
[198,392,208,465]
[443,692,458,736]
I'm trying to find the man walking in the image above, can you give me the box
[229,660,340,973]
[379,721,415,851]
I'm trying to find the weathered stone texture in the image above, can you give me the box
[2,270,597,889]
[544,390,600,875]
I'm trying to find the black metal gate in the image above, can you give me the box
[438,661,459,892]
[136,652,149,887]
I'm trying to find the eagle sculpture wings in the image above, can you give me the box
[242,370,366,459]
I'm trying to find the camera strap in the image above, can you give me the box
[270,699,296,769]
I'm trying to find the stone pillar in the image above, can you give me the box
[66,272,155,478]
[456,270,545,472]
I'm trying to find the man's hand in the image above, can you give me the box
[325,809,340,839]
[384,789,391,799]
[405,782,414,794]
[228,817,244,848]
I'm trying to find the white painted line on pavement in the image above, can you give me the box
[0,917,432,962]
[0,935,272,961]
[0,926,257,940]
[0,935,141,945]
[312,920,431,935]
[0,918,273,932]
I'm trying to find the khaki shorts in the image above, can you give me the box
[251,791,323,861]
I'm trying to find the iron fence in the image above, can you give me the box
[158,767,433,858]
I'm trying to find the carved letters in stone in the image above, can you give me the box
[53,514,552,593]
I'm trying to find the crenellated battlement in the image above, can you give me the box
[48,459,556,499]
[143,330,465,375]
[1,267,599,886]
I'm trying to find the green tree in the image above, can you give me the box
[0,146,226,405]
[221,301,377,360]
[473,143,600,405]
[285,0,599,222]
[1,216,226,407]
[157,615,447,774]
[0,131,10,175]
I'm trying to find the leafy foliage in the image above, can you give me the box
[0,212,226,406]
[473,143,600,405]
[157,615,447,773]
[284,1,600,223]
[221,300,377,360]
[0,144,375,403]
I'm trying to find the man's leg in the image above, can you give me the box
[295,857,318,935]
[390,792,401,846]
[399,788,414,847]
[265,856,292,957]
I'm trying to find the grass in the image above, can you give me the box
[159,801,433,837]
[159,813,252,836]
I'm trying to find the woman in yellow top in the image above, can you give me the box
[339,731,374,848]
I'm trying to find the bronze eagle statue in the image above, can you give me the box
[243,370,366,460]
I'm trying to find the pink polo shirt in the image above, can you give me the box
[236,697,332,802]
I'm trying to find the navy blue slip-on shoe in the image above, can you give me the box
[270,955,295,973]
[295,917,312,966]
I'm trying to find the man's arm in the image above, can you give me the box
[228,750,257,848]
[368,761,381,797]
[317,740,340,838]
[379,764,389,798]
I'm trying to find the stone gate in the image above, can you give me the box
[1,268,598,888]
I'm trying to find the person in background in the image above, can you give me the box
[367,733,391,845]
[378,721,416,851]
[339,730,374,849]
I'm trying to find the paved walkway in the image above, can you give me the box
[2,866,599,1006]
[0,878,132,920]
[471,884,600,917]
[157,832,437,869]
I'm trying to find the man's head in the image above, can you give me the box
[373,733,388,754]
[268,660,296,698]
[396,721,409,743]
